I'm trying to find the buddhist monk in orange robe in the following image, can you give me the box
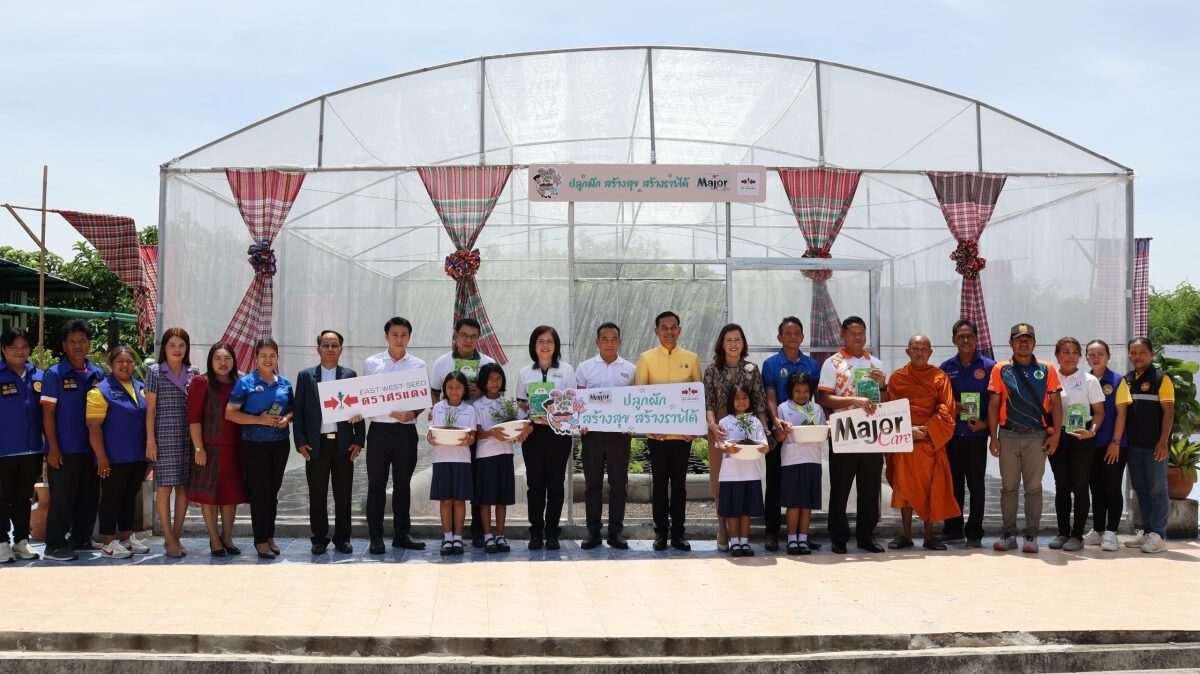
[885,335,961,551]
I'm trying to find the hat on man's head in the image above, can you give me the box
[1010,323,1036,339]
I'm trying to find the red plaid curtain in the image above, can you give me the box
[54,210,151,347]
[417,166,513,364]
[219,168,306,372]
[1133,237,1152,339]
[138,245,158,340]
[928,171,1008,357]
[776,168,862,348]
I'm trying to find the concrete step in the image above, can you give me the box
[3,633,1199,672]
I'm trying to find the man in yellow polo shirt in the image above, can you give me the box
[634,311,701,551]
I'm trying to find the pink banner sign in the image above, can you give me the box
[529,164,766,202]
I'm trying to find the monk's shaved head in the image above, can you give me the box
[908,335,932,349]
[906,335,933,367]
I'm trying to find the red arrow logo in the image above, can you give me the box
[323,397,339,409]
[344,395,359,406]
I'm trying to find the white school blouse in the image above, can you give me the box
[776,400,827,466]
[429,400,477,464]
[472,396,526,459]
[717,414,767,482]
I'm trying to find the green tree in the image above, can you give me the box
[1148,282,1200,346]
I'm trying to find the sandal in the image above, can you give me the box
[923,539,948,551]
[797,541,811,555]
[730,544,744,557]
[451,540,465,555]
[888,536,914,550]
[440,541,454,556]
[786,541,802,555]
[485,538,499,553]
[496,536,511,552]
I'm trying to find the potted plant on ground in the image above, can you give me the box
[1156,354,1200,499]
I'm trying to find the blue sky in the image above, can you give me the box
[2,1,1195,288]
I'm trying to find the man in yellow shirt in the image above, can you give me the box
[634,311,701,551]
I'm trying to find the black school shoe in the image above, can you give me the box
[652,535,668,551]
[580,536,602,550]
[528,535,545,550]
[764,534,779,552]
[545,536,561,551]
[393,536,426,551]
[368,538,387,555]
[606,535,629,550]
[670,536,691,552]
[440,541,454,556]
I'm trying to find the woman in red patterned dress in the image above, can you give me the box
[187,343,247,556]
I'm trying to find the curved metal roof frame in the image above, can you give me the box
[163,45,1130,174]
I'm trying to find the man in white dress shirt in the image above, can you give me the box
[363,317,429,555]
[575,322,637,550]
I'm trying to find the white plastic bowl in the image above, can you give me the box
[430,426,471,445]
[790,425,830,443]
[494,419,530,440]
[728,441,767,461]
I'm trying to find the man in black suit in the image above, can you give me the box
[293,330,365,554]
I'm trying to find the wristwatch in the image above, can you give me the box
[194,446,205,453]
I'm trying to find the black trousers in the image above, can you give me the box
[944,435,988,540]
[98,461,146,536]
[648,439,690,538]
[522,424,572,538]
[47,452,99,548]
[1049,432,1095,538]
[827,449,883,546]
[0,453,42,544]
[366,423,418,540]
[582,431,630,537]
[307,436,353,545]
[243,439,289,545]
[1090,444,1127,533]
[763,441,783,535]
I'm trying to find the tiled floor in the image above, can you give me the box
[2,536,1198,640]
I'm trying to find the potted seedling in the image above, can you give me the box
[729,413,767,461]
[429,406,471,445]
[789,405,830,444]
[1156,354,1200,500]
[492,397,530,440]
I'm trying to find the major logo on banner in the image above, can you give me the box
[829,399,914,454]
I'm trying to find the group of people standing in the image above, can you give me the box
[0,307,1176,563]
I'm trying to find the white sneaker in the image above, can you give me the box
[102,540,132,559]
[1081,529,1102,546]
[1100,531,1120,552]
[1141,532,1168,554]
[1124,529,1147,548]
[125,534,150,554]
[12,540,39,560]
[0,542,13,563]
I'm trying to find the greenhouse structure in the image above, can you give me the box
[158,46,1134,384]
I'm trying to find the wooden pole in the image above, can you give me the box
[38,165,48,358]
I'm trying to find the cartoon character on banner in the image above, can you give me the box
[532,167,564,199]
[544,388,586,436]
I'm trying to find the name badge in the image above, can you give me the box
[63,378,78,391]
[1,383,17,397]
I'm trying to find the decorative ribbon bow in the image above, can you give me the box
[801,248,833,282]
[949,240,986,279]
[444,248,481,281]
[247,239,277,276]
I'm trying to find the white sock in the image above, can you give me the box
[738,537,748,546]
[799,533,808,542]
[788,534,799,543]
[485,534,495,543]
[443,532,453,542]
[453,534,463,542]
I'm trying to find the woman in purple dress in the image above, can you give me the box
[145,327,200,558]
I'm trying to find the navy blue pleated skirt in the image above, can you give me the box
[474,454,515,506]
[718,480,764,518]
[430,462,473,501]
[780,463,822,510]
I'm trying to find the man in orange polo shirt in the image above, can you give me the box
[987,322,1063,554]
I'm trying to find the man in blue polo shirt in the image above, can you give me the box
[761,316,821,551]
[40,320,106,562]
[938,319,995,548]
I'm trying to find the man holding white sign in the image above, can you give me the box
[884,335,960,551]
[363,317,430,555]
[818,316,889,555]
